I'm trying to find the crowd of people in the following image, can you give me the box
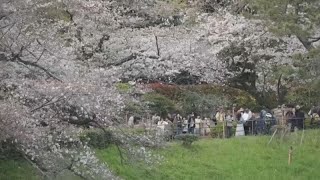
[128,104,320,138]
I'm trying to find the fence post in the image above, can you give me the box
[288,146,293,165]
[223,120,225,139]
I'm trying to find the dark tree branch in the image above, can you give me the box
[105,53,137,67]
[15,56,62,82]
[91,120,125,165]
[31,95,66,113]
[309,36,320,43]
[277,73,283,104]
[155,35,160,56]
[0,22,16,40]
[9,46,62,82]
[36,39,42,46]
[96,34,109,52]
[25,48,46,63]
[0,15,5,21]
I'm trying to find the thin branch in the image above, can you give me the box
[31,95,66,113]
[15,56,62,82]
[9,27,22,50]
[155,35,160,56]
[36,49,46,63]
[25,48,46,63]
[25,48,38,59]
[36,39,42,45]
[309,36,320,43]
[0,23,15,30]
[0,22,16,40]
[0,15,5,21]
[105,53,137,67]
[9,46,62,82]
[91,120,125,165]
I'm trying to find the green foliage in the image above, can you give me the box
[180,91,228,117]
[122,101,146,119]
[165,0,189,9]
[271,48,320,107]
[151,84,259,113]
[0,140,40,180]
[246,0,320,107]
[189,85,258,110]
[197,0,234,13]
[115,83,132,93]
[80,130,115,149]
[210,123,224,138]
[151,83,181,99]
[293,48,320,80]
[98,130,320,180]
[285,86,320,110]
[246,0,320,50]
[36,3,72,22]
[143,93,176,118]
[259,91,278,109]
[210,123,236,138]
[175,134,199,146]
[0,159,40,180]
[0,141,22,160]
[217,42,258,95]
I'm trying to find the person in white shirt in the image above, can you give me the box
[195,116,202,135]
[241,111,249,122]
[157,119,168,136]
[182,118,188,133]
[203,118,211,136]
[248,109,253,120]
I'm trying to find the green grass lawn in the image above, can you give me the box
[0,159,40,180]
[97,130,320,180]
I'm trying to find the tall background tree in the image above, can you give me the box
[245,0,320,107]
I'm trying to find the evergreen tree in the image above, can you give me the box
[246,0,320,107]
[246,0,320,51]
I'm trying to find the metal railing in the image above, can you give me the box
[138,117,319,138]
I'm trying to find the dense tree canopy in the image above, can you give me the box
[246,0,320,51]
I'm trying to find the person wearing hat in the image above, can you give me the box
[293,105,305,130]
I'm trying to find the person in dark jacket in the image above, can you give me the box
[294,105,305,130]
[188,112,195,134]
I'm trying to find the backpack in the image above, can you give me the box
[313,113,320,122]
[265,113,273,121]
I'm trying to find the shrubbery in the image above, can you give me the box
[210,123,224,138]
[143,93,176,118]
[175,134,199,146]
[115,83,132,93]
[0,140,22,160]
[148,84,259,116]
[80,130,115,149]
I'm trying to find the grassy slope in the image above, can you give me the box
[0,159,82,180]
[97,130,320,180]
[0,159,39,180]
